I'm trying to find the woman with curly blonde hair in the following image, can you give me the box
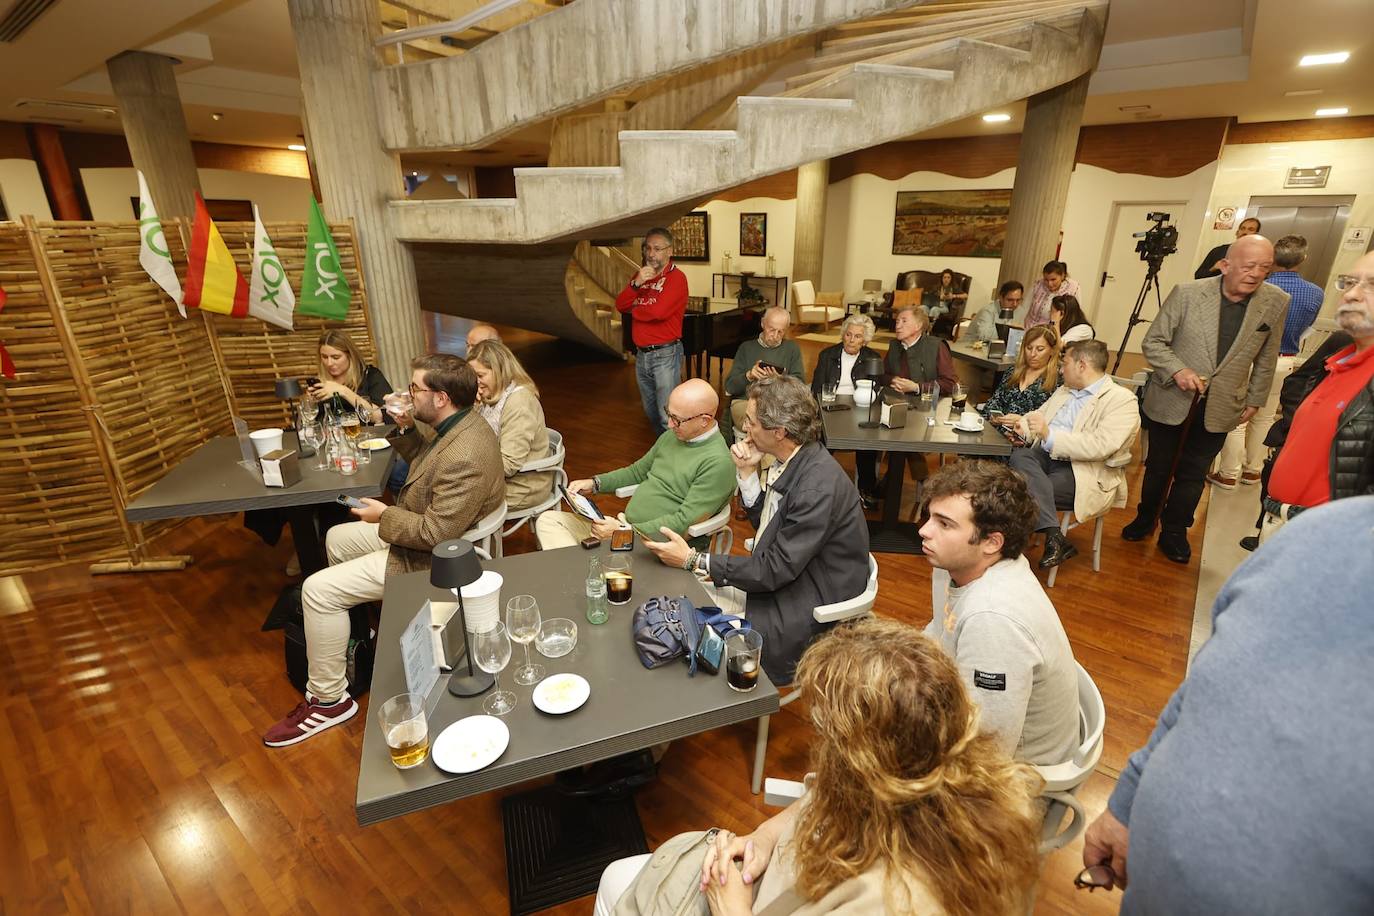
[596,618,1043,915]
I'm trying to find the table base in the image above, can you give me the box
[502,783,648,915]
[867,519,925,554]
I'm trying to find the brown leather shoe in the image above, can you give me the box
[1206,471,1237,490]
[1241,471,1261,485]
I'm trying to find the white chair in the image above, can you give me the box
[499,429,568,550]
[462,502,508,559]
[790,280,845,329]
[1112,370,1149,462]
[1036,663,1106,854]
[751,553,879,794]
[614,483,734,555]
[1045,449,1131,589]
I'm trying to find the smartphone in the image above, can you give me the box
[336,494,365,509]
[610,527,634,551]
[758,361,786,374]
[579,535,602,550]
[305,376,320,387]
[822,403,851,412]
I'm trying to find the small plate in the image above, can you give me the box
[359,438,391,451]
[952,421,985,433]
[431,715,509,774]
[532,673,590,715]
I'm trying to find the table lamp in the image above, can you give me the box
[274,378,314,456]
[855,355,886,429]
[862,278,882,305]
[431,539,494,697]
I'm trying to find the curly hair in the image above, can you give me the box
[1009,324,1060,389]
[791,619,1042,915]
[921,460,1037,559]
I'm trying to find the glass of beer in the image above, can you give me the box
[950,382,968,414]
[725,629,763,692]
[377,693,429,769]
[603,554,633,606]
[341,414,362,441]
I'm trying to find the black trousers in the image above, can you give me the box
[1136,409,1228,534]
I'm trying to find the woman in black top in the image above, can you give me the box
[309,329,392,425]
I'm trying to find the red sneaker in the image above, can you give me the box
[263,695,358,747]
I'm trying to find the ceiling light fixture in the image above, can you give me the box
[1299,51,1349,67]
[1315,107,1348,117]
[1118,104,1152,113]
[982,113,1011,123]
[211,112,224,121]
[288,143,306,151]
[1285,89,1322,97]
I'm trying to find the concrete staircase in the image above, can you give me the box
[390,3,1108,246]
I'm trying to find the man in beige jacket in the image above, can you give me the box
[1013,340,1141,569]
[1122,234,1289,563]
[264,354,505,748]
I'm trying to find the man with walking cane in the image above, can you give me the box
[1121,234,1289,563]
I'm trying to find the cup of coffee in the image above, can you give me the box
[249,428,284,457]
[725,629,764,692]
[960,409,984,430]
[603,554,633,605]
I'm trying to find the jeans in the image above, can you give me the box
[1135,407,1228,534]
[1010,446,1076,531]
[634,341,683,435]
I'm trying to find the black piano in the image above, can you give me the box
[622,296,764,383]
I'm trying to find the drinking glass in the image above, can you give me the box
[951,382,968,414]
[821,381,838,404]
[725,629,764,692]
[384,391,413,422]
[313,424,333,471]
[919,381,935,408]
[603,554,633,606]
[377,693,429,769]
[299,421,321,456]
[341,414,362,441]
[505,595,544,686]
[472,622,515,716]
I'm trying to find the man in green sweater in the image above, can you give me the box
[535,378,736,549]
[721,306,806,442]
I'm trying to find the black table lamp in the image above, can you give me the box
[855,355,886,429]
[274,377,314,456]
[430,539,494,697]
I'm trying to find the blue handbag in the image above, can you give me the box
[631,596,749,676]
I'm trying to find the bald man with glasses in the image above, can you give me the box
[617,227,689,435]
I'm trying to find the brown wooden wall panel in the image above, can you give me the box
[709,168,798,202]
[31,125,307,179]
[1227,116,1374,144]
[830,135,1022,183]
[0,120,31,159]
[1077,118,1229,178]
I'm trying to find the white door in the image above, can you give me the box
[1089,202,1191,359]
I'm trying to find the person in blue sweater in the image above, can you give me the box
[1079,495,1374,914]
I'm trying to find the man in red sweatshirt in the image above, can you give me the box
[616,227,688,434]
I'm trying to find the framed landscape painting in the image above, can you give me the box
[668,211,710,261]
[739,212,767,257]
[891,189,1012,257]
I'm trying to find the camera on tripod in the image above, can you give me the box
[1132,212,1178,264]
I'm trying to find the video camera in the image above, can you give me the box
[1133,212,1178,265]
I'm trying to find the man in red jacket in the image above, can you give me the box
[616,227,688,435]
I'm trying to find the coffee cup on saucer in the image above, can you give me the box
[958,409,984,430]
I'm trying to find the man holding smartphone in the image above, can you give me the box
[616,227,688,435]
[721,306,805,442]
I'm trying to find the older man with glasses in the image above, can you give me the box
[616,227,689,435]
[535,378,735,550]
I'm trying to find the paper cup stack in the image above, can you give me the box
[459,570,503,633]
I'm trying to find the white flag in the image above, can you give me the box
[247,204,295,330]
[137,171,184,318]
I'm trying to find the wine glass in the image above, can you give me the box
[506,595,544,686]
[471,622,515,716]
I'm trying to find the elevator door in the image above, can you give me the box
[1246,195,1354,284]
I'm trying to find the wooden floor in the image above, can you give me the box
[0,315,1216,916]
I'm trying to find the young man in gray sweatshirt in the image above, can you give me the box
[918,461,1080,766]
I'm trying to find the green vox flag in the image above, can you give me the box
[298,197,351,320]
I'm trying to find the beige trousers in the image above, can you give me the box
[535,510,595,550]
[302,521,389,701]
[1217,355,1297,477]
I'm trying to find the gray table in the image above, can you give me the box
[822,394,1012,553]
[949,338,1016,372]
[124,431,394,575]
[356,540,780,826]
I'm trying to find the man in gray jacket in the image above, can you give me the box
[645,375,870,685]
[1123,234,1289,563]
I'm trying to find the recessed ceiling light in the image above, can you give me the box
[982,113,1011,123]
[1285,89,1323,97]
[1300,52,1349,67]
[288,143,306,151]
[210,112,224,121]
[1315,107,1348,117]
[1118,104,1152,113]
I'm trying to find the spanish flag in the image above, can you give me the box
[183,192,249,318]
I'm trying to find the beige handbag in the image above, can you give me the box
[612,828,716,916]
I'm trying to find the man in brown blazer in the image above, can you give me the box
[1122,235,1289,563]
[265,354,504,747]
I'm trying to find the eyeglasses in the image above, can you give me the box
[667,410,711,428]
[408,382,437,396]
[642,244,672,254]
[1074,865,1117,893]
[1335,274,1374,294]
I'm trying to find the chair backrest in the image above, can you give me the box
[1035,662,1106,793]
[812,554,879,624]
[517,428,565,474]
[791,280,816,307]
[462,502,508,553]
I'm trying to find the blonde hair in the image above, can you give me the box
[792,619,1042,916]
[467,339,538,404]
[1009,324,1060,389]
[316,329,368,393]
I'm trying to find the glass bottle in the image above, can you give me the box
[585,555,609,625]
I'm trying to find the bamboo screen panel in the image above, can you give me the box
[208,220,377,429]
[35,222,233,507]
[0,225,128,574]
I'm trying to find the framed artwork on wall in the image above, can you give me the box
[891,189,1012,257]
[668,211,710,261]
[739,212,767,257]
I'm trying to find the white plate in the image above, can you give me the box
[359,438,391,451]
[532,673,590,715]
[431,715,509,774]
[952,421,985,433]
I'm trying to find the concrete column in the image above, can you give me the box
[792,159,829,287]
[997,73,1090,291]
[105,51,201,220]
[288,0,425,384]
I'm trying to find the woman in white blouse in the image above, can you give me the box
[1050,293,1095,345]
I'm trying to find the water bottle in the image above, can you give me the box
[585,555,609,625]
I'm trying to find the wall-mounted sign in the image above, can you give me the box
[1285,166,1331,189]
[1213,207,1236,230]
[1343,226,1370,250]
